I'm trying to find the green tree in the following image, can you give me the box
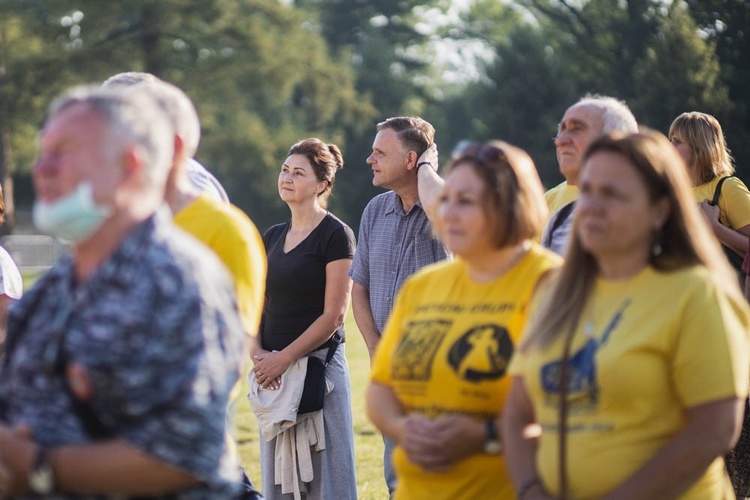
[0,0,375,232]
[448,0,731,187]
[684,0,750,177]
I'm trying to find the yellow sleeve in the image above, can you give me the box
[672,280,750,407]
[213,212,267,337]
[720,177,750,230]
[371,279,414,385]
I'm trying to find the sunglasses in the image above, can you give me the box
[451,141,512,168]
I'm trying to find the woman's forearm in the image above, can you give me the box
[711,220,749,256]
[281,310,344,362]
[604,398,742,500]
[365,382,406,444]
[502,379,543,493]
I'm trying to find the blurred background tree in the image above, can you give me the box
[0,0,746,235]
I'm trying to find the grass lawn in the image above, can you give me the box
[231,307,389,499]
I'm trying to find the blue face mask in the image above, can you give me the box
[33,182,112,243]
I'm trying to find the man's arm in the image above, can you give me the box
[416,144,444,223]
[0,430,200,496]
[351,282,381,363]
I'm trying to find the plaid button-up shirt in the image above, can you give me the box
[349,191,450,333]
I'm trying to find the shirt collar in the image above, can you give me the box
[384,191,424,216]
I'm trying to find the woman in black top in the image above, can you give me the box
[251,138,357,499]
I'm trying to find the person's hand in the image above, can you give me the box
[416,143,439,173]
[401,414,480,472]
[698,200,721,227]
[0,448,12,497]
[0,423,36,495]
[252,350,291,390]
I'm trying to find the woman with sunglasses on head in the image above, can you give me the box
[503,131,750,500]
[365,141,562,499]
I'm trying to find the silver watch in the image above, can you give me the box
[29,447,54,494]
[484,419,503,455]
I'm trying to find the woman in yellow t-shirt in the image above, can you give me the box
[365,141,562,499]
[668,112,750,270]
[503,131,750,499]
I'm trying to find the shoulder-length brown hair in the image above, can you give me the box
[445,141,548,248]
[668,112,734,185]
[523,130,741,350]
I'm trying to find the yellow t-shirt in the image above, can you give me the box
[371,244,562,500]
[174,195,267,336]
[545,181,579,216]
[693,176,750,230]
[510,266,750,499]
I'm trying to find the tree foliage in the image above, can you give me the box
[447,0,733,188]
[0,0,747,235]
[0,0,375,231]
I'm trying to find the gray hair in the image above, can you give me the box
[48,85,174,187]
[576,95,638,134]
[101,71,160,89]
[132,80,201,157]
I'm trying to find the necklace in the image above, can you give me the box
[290,210,325,236]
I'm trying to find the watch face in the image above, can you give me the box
[29,462,54,494]
[485,440,503,455]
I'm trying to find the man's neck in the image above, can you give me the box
[394,184,420,214]
[165,174,200,215]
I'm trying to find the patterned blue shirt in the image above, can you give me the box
[0,214,245,499]
[349,191,449,333]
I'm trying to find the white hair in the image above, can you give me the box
[133,80,202,157]
[576,94,638,134]
[102,73,201,158]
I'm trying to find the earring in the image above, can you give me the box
[652,227,663,257]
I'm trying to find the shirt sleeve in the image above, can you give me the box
[324,222,356,263]
[348,202,371,287]
[720,177,750,230]
[672,278,750,408]
[214,212,267,337]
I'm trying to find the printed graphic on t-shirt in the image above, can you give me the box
[447,324,513,382]
[392,319,451,381]
[541,299,631,413]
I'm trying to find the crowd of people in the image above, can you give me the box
[0,75,748,500]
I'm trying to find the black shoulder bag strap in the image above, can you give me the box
[545,201,576,248]
[710,175,735,206]
[323,332,342,366]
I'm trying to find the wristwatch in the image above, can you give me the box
[484,419,503,455]
[28,446,54,494]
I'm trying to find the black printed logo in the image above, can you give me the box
[447,324,513,382]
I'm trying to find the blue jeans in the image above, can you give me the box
[383,435,397,497]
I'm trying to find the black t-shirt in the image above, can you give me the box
[261,213,356,351]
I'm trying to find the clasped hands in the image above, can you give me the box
[251,349,290,390]
[397,414,482,472]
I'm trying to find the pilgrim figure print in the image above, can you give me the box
[448,323,514,382]
[541,299,631,410]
